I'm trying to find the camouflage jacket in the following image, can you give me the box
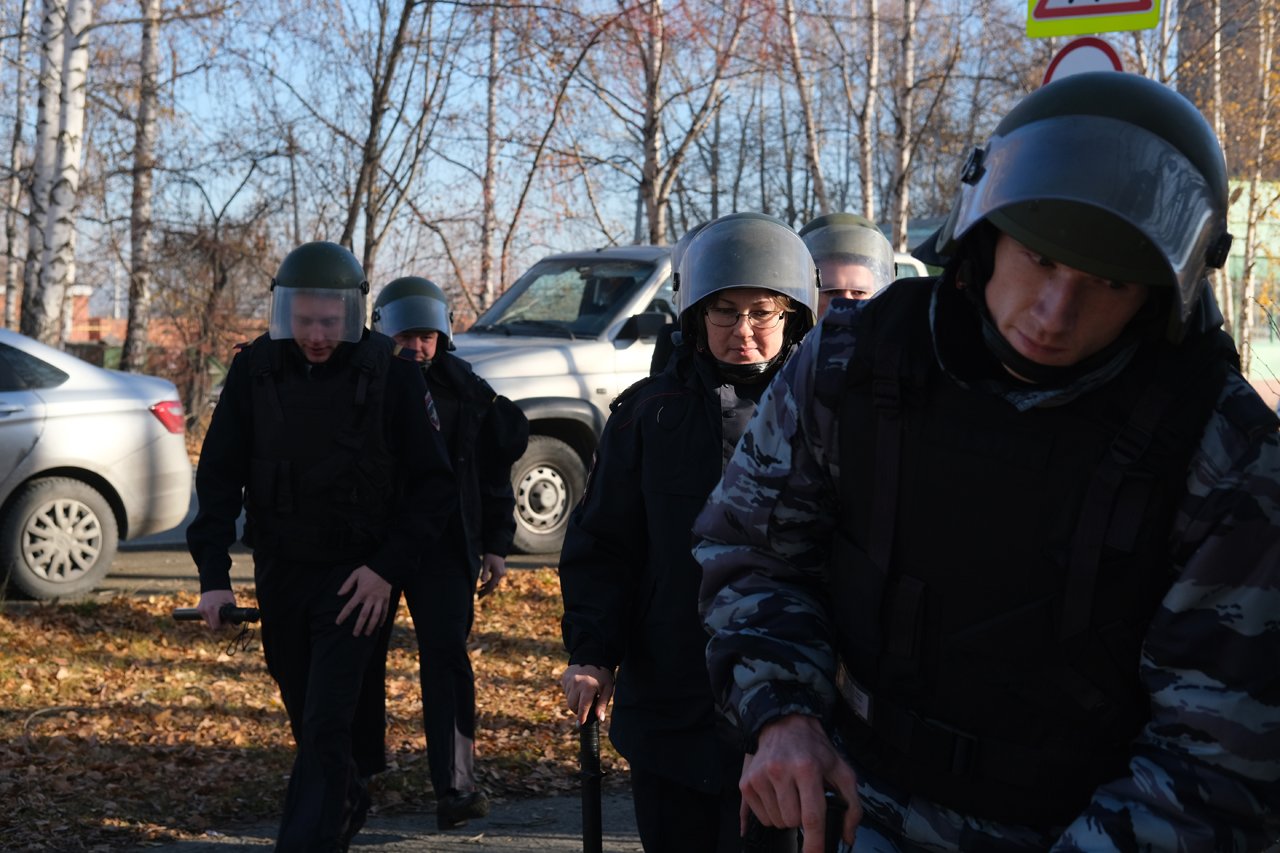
[694,283,1280,850]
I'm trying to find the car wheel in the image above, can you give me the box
[511,436,585,555]
[1,477,119,600]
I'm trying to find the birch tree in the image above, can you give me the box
[782,0,829,213]
[1235,3,1278,376]
[119,0,160,373]
[35,0,93,345]
[20,0,66,343]
[4,0,32,330]
[580,0,752,245]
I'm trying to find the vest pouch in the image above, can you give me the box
[249,458,294,515]
[827,528,886,680]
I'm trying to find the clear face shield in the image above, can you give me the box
[802,225,896,293]
[268,287,366,346]
[372,295,452,341]
[948,114,1230,329]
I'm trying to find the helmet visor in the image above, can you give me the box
[802,223,895,293]
[951,114,1225,325]
[268,287,365,345]
[373,295,452,340]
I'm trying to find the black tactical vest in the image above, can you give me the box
[242,334,397,564]
[824,281,1235,828]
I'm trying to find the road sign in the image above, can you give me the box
[1027,0,1161,38]
[1043,36,1124,84]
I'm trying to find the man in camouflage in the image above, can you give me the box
[694,73,1280,851]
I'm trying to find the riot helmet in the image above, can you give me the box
[799,212,895,295]
[268,241,369,346]
[934,71,1232,341]
[373,276,453,342]
[677,212,818,324]
[669,221,709,296]
[677,212,818,382]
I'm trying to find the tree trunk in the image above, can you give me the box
[860,0,880,221]
[338,0,416,258]
[783,0,829,214]
[1209,0,1234,337]
[121,0,161,373]
[4,0,32,331]
[639,1,666,245]
[480,8,499,309]
[21,0,66,342]
[892,0,916,250]
[35,0,94,346]
[1237,4,1275,377]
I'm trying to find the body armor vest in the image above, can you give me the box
[824,282,1234,828]
[242,334,397,564]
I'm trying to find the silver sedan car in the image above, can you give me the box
[0,328,193,599]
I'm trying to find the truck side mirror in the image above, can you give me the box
[618,311,672,341]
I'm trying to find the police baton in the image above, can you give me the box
[172,605,260,624]
[579,699,603,853]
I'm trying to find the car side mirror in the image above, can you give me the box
[618,311,673,341]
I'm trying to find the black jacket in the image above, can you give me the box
[559,348,762,792]
[420,349,528,575]
[188,332,455,591]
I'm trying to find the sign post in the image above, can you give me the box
[1043,36,1124,84]
[1027,0,1161,39]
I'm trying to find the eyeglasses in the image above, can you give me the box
[704,307,785,329]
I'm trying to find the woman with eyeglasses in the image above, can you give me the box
[558,212,817,852]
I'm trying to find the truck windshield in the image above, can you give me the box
[472,258,656,338]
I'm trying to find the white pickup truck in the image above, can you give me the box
[452,245,675,554]
[454,245,929,554]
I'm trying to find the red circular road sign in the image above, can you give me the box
[1043,36,1124,85]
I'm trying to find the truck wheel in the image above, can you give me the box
[511,436,585,555]
[0,477,119,600]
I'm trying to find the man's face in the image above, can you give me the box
[290,291,347,364]
[816,259,877,316]
[393,330,439,362]
[984,232,1150,374]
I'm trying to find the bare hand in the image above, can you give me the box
[197,589,237,630]
[560,663,614,726]
[336,565,392,637]
[477,553,507,599]
[740,715,861,853]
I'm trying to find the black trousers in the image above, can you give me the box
[353,557,477,796]
[256,556,377,852]
[630,751,745,853]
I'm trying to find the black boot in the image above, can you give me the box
[436,790,490,830]
[336,777,371,852]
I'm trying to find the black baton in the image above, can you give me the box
[579,700,603,853]
[172,605,261,624]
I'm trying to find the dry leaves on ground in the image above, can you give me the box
[0,568,627,851]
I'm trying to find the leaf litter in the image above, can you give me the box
[0,569,627,850]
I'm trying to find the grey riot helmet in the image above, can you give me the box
[268,241,369,345]
[933,71,1232,341]
[799,212,895,295]
[373,276,453,342]
[669,221,709,296]
[677,212,818,325]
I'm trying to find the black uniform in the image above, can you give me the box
[187,331,455,852]
[353,347,528,798]
[559,345,778,853]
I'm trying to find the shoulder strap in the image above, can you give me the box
[1060,333,1234,644]
[246,336,286,426]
